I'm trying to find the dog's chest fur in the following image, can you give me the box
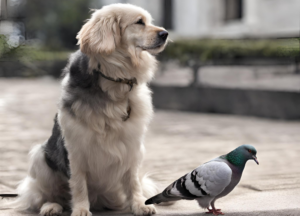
[45,51,153,196]
[60,84,152,182]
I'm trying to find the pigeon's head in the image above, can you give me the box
[239,144,259,165]
[226,144,259,167]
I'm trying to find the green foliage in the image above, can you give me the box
[160,39,300,64]
[19,47,70,62]
[0,35,22,58]
[0,35,9,57]
[0,35,69,61]
[25,0,92,50]
[0,36,70,78]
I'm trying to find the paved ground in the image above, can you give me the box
[0,78,299,215]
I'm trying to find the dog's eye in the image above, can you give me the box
[136,19,145,25]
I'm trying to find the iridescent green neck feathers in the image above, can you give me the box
[221,145,258,167]
[225,150,247,167]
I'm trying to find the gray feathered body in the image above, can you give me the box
[145,157,244,208]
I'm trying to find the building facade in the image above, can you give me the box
[96,0,300,39]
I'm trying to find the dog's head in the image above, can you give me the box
[76,4,168,65]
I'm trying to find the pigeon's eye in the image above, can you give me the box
[248,149,252,153]
[136,19,145,25]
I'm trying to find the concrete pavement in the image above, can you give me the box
[0,78,299,215]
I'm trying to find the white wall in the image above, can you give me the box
[126,0,163,26]
[172,0,226,38]
[94,0,163,26]
[204,0,300,38]
[244,0,300,37]
[172,0,300,38]
[94,0,300,39]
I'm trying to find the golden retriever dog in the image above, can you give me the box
[10,3,168,216]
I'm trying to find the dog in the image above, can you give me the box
[12,3,168,216]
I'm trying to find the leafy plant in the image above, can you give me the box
[0,35,22,58]
[159,39,300,64]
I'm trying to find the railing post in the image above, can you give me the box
[296,57,300,74]
[0,0,8,20]
[189,60,201,87]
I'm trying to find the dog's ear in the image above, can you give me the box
[77,11,121,55]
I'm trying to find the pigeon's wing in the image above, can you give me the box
[163,161,232,200]
[186,161,232,196]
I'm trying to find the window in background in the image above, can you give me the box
[225,0,243,21]
[163,0,173,30]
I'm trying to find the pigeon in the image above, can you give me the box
[145,144,259,215]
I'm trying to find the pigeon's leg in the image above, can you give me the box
[206,201,224,215]
[206,207,221,214]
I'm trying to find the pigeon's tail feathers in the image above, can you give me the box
[145,193,166,205]
[145,186,181,205]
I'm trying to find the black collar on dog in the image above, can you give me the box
[93,64,134,121]
[94,64,138,91]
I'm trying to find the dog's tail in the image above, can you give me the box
[0,144,48,211]
[141,174,159,199]
[0,193,18,210]
[0,173,44,211]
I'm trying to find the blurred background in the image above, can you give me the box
[0,0,300,119]
[0,1,300,215]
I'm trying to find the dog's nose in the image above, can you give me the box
[158,30,168,41]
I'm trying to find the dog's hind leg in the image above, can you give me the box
[14,144,69,213]
[40,202,63,216]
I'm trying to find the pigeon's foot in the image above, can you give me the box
[206,207,224,215]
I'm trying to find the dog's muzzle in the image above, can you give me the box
[158,30,168,43]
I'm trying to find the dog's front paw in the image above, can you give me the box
[40,202,63,216]
[131,202,156,216]
[71,208,92,216]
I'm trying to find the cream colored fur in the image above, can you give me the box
[11,3,168,216]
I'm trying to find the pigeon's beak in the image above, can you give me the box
[252,155,259,165]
